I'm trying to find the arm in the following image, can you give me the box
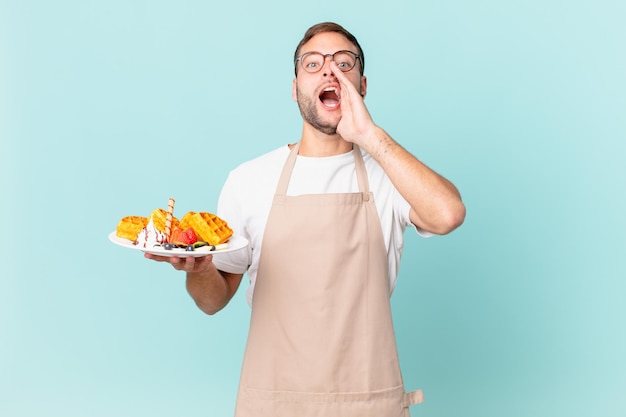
[144,253,244,315]
[331,62,466,234]
[359,127,465,235]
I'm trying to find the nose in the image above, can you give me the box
[321,54,335,77]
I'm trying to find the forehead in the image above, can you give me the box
[300,32,357,55]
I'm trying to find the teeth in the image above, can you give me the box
[324,87,337,93]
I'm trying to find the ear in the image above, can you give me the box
[360,75,368,97]
[292,78,298,102]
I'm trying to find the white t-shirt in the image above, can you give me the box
[212,145,430,306]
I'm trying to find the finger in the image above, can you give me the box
[185,254,214,272]
[144,252,178,263]
[144,251,213,273]
[181,256,196,271]
[145,252,186,270]
[193,255,213,272]
[329,61,358,98]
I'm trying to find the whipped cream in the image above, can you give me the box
[134,216,167,248]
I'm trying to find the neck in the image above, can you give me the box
[297,125,353,157]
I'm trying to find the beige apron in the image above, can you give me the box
[234,143,423,417]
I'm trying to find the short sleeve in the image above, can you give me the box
[393,188,433,238]
[212,171,251,275]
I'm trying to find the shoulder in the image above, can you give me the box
[220,144,290,202]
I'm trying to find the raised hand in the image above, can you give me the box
[330,60,376,144]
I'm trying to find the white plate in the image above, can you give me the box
[108,232,248,258]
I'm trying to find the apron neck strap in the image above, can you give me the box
[276,142,370,195]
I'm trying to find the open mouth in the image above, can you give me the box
[319,86,340,109]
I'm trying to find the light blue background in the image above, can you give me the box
[1,1,624,416]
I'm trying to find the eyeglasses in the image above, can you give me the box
[295,50,361,74]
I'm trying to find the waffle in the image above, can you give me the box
[149,208,179,233]
[178,211,196,231]
[179,211,233,245]
[116,216,148,241]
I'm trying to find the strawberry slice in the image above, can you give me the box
[170,227,197,245]
[169,227,183,243]
[180,227,197,244]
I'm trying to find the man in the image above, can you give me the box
[146,22,465,417]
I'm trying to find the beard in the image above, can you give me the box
[295,87,338,135]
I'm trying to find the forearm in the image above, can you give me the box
[361,126,466,234]
[186,265,241,315]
